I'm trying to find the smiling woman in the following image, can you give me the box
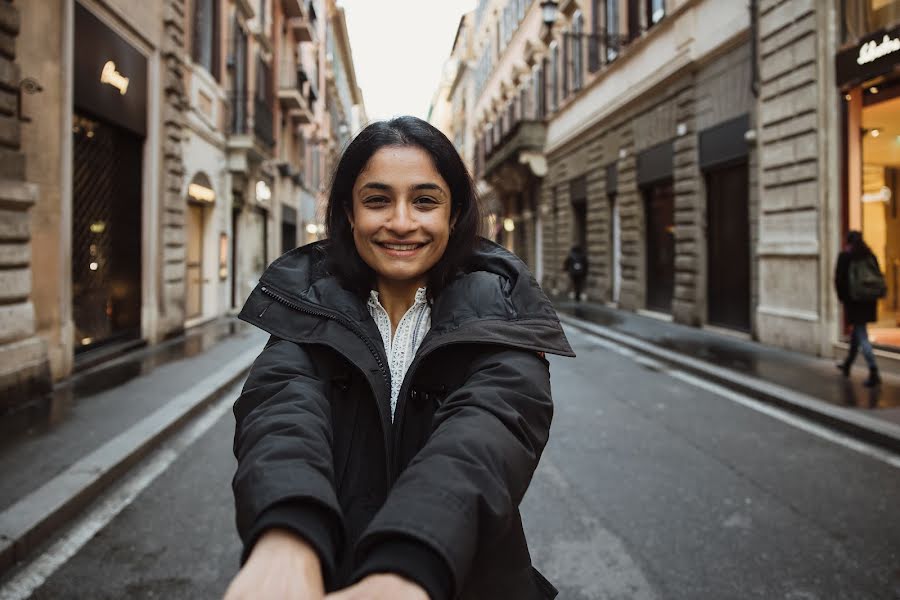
[226,116,573,600]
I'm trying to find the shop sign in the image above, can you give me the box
[100,61,130,95]
[857,34,900,66]
[74,3,147,136]
[837,24,900,88]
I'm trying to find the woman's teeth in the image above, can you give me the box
[382,243,421,251]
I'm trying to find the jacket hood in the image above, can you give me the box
[239,238,574,357]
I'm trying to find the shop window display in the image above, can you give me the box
[860,90,900,346]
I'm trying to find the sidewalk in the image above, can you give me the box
[556,300,900,450]
[0,318,267,573]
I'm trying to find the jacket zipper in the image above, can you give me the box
[259,285,395,480]
[260,285,391,385]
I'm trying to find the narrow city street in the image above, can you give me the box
[3,323,898,600]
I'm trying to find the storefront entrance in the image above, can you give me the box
[706,162,751,331]
[185,203,205,320]
[71,112,143,351]
[861,91,900,346]
[644,181,675,313]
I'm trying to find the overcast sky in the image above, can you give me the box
[340,0,476,123]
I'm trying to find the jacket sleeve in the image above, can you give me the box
[835,252,849,303]
[232,336,343,583]
[352,346,553,598]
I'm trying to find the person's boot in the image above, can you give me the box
[864,368,882,387]
[836,359,851,378]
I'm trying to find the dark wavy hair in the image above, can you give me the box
[324,116,481,299]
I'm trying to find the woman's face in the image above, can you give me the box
[349,145,455,290]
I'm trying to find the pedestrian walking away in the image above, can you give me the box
[224,116,574,600]
[563,245,588,302]
[834,230,887,387]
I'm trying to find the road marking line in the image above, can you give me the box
[0,389,238,600]
[568,325,900,470]
[667,370,900,470]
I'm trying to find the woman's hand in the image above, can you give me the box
[324,574,429,600]
[223,528,325,600]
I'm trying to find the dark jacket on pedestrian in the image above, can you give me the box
[563,246,588,280]
[834,247,879,325]
[233,238,574,600]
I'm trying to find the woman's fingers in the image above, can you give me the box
[324,574,429,600]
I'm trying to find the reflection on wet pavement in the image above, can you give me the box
[562,302,900,411]
[2,318,250,446]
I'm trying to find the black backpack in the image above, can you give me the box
[570,258,586,276]
[848,255,887,302]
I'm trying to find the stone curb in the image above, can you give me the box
[558,313,900,455]
[0,346,259,575]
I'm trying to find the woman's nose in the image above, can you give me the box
[387,201,416,234]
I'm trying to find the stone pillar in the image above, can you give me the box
[0,0,51,412]
[617,125,640,311]
[160,0,188,336]
[673,83,701,326]
[756,0,823,354]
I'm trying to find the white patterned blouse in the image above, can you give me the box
[366,287,432,421]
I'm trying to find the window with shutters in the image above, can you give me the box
[562,29,569,98]
[572,11,584,92]
[192,0,220,80]
[550,42,559,111]
[647,0,665,26]
[606,0,620,62]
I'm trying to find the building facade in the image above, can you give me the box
[2,0,365,412]
[435,0,900,360]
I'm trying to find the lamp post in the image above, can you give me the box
[540,0,625,69]
[541,0,559,28]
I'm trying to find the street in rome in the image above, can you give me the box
[1,320,898,600]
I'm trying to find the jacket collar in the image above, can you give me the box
[239,238,574,357]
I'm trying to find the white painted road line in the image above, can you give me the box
[567,325,900,471]
[0,388,239,600]
[668,369,900,470]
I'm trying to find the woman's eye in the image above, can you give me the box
[363,196,388,206]
[414,196,438,207]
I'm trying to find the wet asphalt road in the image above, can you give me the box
[6,324,900,599]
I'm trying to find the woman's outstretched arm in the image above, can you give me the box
[229,336,344,594]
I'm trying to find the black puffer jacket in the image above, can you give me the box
[233,239,574,600]
[834,249,879,325]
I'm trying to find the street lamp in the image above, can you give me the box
[541,0,559,28]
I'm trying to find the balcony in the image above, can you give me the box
[483,120,547,179]
[277,62,313,123]
[227,93,274,172]
[289,17,315,42]
[281,0,303,18]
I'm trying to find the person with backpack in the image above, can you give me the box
[564,245,588,302]
[834,230,887,387]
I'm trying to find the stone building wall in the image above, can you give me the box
[756,0,823,353]
[160,0,188,337]
[542,36,757,330]
[0,0,51,412]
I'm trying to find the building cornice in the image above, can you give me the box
[545,0,750,155]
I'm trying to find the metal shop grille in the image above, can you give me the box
[71,112,143,351]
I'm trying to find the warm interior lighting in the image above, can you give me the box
[305,223,318,234]
[90,221,106,233]
[89,261,99,271]
[188,183,215,203]
[872,129,881,137]
[870,86,879,94]
[503,218,515,232]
